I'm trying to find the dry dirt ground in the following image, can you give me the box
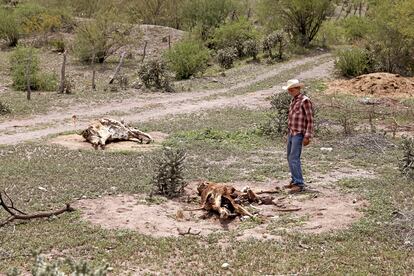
[0,53,334,144]
[73,167,373,241]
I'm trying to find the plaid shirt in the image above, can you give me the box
[288,93,314,138]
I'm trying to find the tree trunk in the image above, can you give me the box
[109,51,126,84]
[58,50,67,94]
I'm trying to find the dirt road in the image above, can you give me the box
[0,53,333,145]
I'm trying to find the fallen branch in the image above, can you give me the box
[0,191,75,227]
[177,227,201,236]
[275,207,302,212]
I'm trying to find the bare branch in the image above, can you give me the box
[0,191,75,227]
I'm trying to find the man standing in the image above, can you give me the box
[283,79,314,193]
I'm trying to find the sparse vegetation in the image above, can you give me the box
[0,1,413,274]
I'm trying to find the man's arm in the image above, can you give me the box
[302,99,314,145]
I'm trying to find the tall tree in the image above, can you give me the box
[258,0,334,47]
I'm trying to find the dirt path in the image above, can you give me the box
[0,54,333,145]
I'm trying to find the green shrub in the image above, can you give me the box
[217,47,237,69]
[211,18,258,57]
[315,20,346,47]
[151,147,187,198]
[138,59,173,92]
[14,3,73,35]
[165,39,210,80]
[257,0,334,47]
[243,39,260,60]
[37,72,58,91]
[342,16,369,42]
[74,11,129,63]
[400,136,414,179]
[262,31,288,60]
[49,37,65,52]
[10,46,40,91]
[10,46,58,91]
[363,0,414,76]
[180,0,235,40]
[0,8,20,47]
[335,48,375,78]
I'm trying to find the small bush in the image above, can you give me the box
[32,254,108,276]
[338,112,356,136]
[217,47,237,69]
[400,136,414,179]
[10,46,58,91]
[258,92,291,137]
[211,18,258,57]
[262,31,288,60]
[151,147,187,198]
[243,39,260,60]
[0,8,20,47]
[10,46,40,91]
[49,37,65,52]
[0,101,11,115]
[335,48,375,78]
[138,59,173,92]
[37,72,58,91]
[165,39,210,80]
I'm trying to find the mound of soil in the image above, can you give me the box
[49,132,168,152]
[329,73,414,97]
[73,176,368,240]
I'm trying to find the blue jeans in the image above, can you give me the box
[287,133,305,187]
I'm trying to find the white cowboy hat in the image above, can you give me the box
[282,79,305,90]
